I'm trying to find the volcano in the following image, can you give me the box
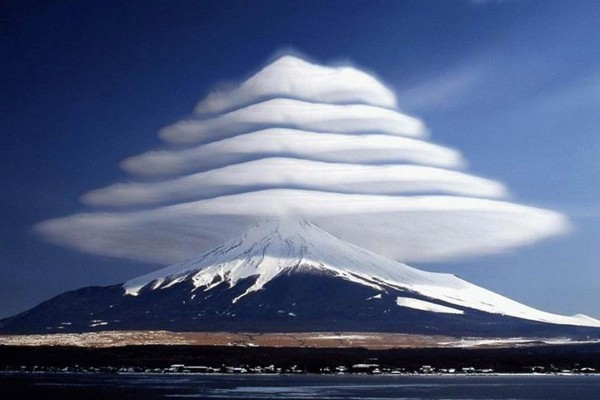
[1,218,599,337]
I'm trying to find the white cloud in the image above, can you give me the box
[121,128,463,177]
[36,190,568,264]
[396,60,486,112]
[194,55,397,115]
[36,54,569,266]
[83,158,506,207]
[159,98,427,144]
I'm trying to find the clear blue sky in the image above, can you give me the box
[1,0,599,319]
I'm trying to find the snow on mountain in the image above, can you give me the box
[124,218,600,328]
[395,297,464,315]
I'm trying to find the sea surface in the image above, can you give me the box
[1,373,600,399]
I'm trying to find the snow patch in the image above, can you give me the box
[396,297,464,315]
[89,321,108,327]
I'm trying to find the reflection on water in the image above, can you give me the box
[2,373,600,399]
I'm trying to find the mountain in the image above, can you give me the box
[1,218,599,337]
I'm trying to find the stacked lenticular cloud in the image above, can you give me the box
[36,55,569,265]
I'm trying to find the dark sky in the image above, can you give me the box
[1,0,599,319]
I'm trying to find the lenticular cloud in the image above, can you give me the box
[35,55,569,264]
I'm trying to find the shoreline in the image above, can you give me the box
[1,370,600,377]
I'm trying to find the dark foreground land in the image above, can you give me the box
[2,342,600,374]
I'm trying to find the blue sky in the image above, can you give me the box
[1,0,599,319]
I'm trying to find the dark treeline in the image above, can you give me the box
[2,343,600,373]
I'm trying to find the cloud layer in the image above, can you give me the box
[83,159,507,207]
[159,98,426,145]
[194,55,397,115]
[121,129,463,177]
[35,55,570,265]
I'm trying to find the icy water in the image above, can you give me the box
[1,373,600,399]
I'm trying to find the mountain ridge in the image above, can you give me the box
[1,218,599,336]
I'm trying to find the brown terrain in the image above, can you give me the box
[1,331,595,349]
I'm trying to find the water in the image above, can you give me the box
[1,373,600,399]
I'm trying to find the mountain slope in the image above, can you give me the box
[1,219,599,336]
[124,218,598,328]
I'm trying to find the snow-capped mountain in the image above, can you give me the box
[1,218,599,336]
[124,218,598,327]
